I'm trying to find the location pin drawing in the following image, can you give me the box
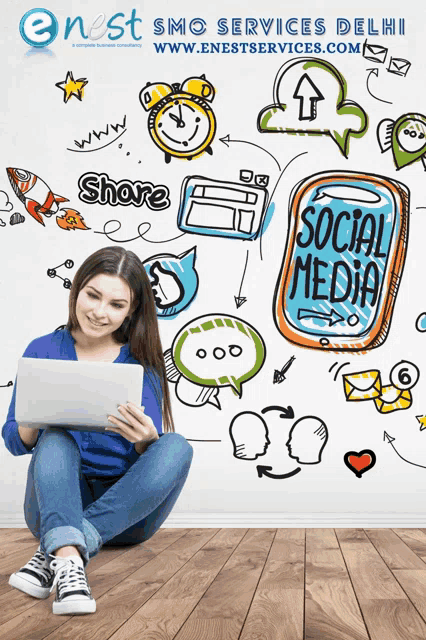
[393,114,426,169]
[377,113,426,170]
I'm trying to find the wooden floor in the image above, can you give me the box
[1,528,426,639]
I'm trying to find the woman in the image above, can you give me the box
[1,246,193,616]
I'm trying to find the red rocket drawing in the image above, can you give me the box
[6,167,69,225]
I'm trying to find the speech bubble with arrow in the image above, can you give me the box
[257,57,368,158]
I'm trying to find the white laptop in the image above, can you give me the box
[15,358,144,432]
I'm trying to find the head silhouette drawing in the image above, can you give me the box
[229,411,271,460]
[286,416,328,464]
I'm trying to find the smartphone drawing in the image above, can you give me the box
[274,170,409,351]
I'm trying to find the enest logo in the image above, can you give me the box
[19,8,58,47]
[19,9,142,47]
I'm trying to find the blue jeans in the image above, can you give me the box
[23,427,193,566]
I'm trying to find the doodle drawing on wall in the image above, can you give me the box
[343,361,419,414]
[143,247,199,317]
[139,75,216,163]
[164,314,266,409]
[286,416,328,464]
[55,71,88,103]
[257,57,368,157]
[47,259,74,289]
[274,170,409,352]
[67,116,127,153]
[230,412,270,460]
[7,168,69,226]
[344,450,376,478]
[177,172,269,241]
[377,113,426,171]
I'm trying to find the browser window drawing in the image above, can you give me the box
[274,170,409,352]
[177,173,269,241]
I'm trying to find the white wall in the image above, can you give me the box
[1,0,426,527]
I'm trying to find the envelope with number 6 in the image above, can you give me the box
[343,370,382,401]
[374,384,412,414]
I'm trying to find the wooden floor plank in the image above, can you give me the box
[2,527,426,640]
[41,528,222,640]
[0,529,188,628]
[0,527,36,544]
[336,529,426,640]
[365,529,426,570]
[0,541,40,596]
[305,529,369,640]
[306,528,340,550]
[0,538,134,598]
[392,529,426,563]
[336,529,405,600]
[392,570,426,624]
[108,528,274,640]
[0,528,197,640]
[0,529,25,542]
[360,600,426,640]
[0,537,39,560]
[238,529,305,640]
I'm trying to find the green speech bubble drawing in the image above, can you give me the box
[257,57,368,158]
[172,313,266,397]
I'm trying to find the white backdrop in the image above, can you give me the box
[1,0,426,527]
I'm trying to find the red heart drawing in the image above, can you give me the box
[344,450,376,478]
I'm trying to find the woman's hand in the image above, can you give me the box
[106,402,159,454]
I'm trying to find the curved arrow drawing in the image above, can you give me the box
[259,150,308,262]
[220,135,281,171]
[261,405,295,419]
[257,465,301,479]
[384,431,426,469]
[366,68,392,105]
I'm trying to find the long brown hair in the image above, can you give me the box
[65,246,174,432]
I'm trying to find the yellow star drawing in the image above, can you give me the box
[55,71,88,103]
[416,415,426,431]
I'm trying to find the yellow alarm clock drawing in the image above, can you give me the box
[139,75,216,163]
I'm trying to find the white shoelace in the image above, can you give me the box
[23,550,53,582]
[50,557,90,598]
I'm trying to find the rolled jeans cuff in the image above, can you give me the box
[42,525,89,566]
[42,522,102,567]
[83,517,103,558]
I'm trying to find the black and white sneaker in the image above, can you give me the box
[9,546,55,599]
[49,554,96,615]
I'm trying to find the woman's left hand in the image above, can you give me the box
[106,402,159,452]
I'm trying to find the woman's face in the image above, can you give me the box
[75,274,133,340]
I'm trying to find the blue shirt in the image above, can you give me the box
[1,328,163,477]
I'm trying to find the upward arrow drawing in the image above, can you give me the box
[293,74,325,121]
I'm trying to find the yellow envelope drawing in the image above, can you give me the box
[362,40,388,64]
[374,385,412,414]
[387,57,411,77]
[343,370,382,401]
